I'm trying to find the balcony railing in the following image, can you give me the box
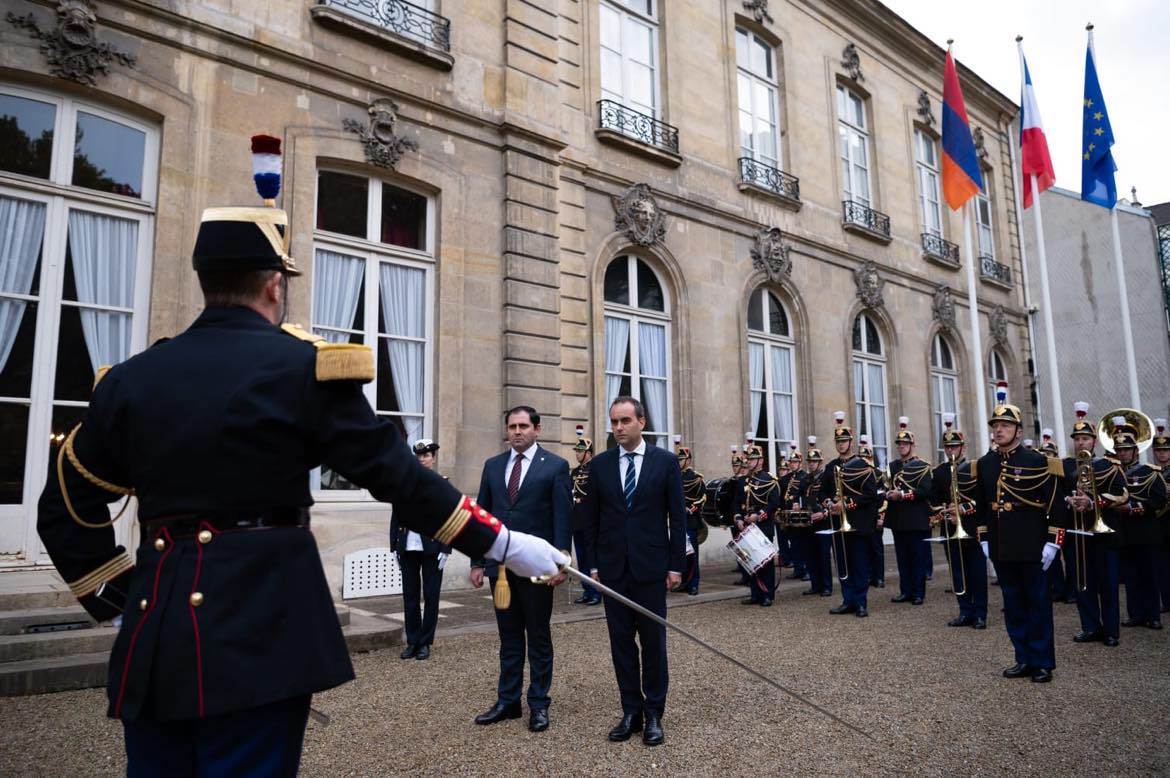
[597,100,679,154]
[737,157,800,204]
[922,233,960,266]
[317,0,451,52]
[980,254,1012,286]
[842,200,891,240]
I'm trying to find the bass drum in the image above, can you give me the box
[700,477,739,527]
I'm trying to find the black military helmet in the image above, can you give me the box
[193,207,301,276]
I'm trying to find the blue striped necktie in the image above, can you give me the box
[623,452,637,510]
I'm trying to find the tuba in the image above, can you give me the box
[1098,409,1154,454]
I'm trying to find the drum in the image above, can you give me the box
[700,478,739,527]
[727,523,776,574]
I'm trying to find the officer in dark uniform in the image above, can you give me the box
[391,439,451,660]
[930,418,987,629]
[821,412,857,596]
[1151,419,1170,614]
[36,205,566,775]
[974,401,1064,682]
[777,447,807,582]
[729,445,751,586]
[780,447,811,590]
[571,426,601,605]
[885,418,934,606]
[675,436,706,596]
[803,439,833,598]
[740,446,780,606]
[824,442,880,618]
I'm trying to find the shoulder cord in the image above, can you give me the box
[57,424,134,529]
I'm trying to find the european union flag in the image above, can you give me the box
[1081,43,1116,208]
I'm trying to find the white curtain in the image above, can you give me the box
[604,315,629,408]
[637,322,666,434]
[378,264,425,443]
[313,249,364,343]
[67,210,137,372]
[748,341,764,436]
[770,344,794,442]
[0,197,46,373]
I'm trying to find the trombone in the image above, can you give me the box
[942,453,970,596]
[825,466,854,581]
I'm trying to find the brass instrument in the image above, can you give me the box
[1076,449,1114,535]
[1098,408,1154,454]
[943,453,969,596]
[835,467,855,534]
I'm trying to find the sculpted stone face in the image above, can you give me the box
[631,198,655,231]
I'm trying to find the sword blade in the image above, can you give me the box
[560,565,871,741]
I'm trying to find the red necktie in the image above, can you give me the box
[508,454,523,504]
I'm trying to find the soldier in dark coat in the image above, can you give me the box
[885,418,934,605]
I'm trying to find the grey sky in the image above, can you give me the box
[881,0,1170,206]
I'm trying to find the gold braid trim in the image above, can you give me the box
[433,500,473,546]
[57,425,134,529]
[67,551,133,598]
[315,343,374,382]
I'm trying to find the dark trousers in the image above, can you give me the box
[398,551,443,648]
[1122,545,1159,623]
[601,568,668,717]
[796,529,829,593]
[682,527,701,591]
[893,529,929,600]
[949,539,988,621]
[997,560,1056,670]
[124,694,310,778]
[1155,540,1170,613]
[490,572,555,710]
[572,530,599,598]
[1075,541,1120,638]
[749,524,776,601]
[1048,542,1079,601]
[869,529,886,585]
[842,533,872,609]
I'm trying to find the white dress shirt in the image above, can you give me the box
[504,442,539,492]
[619,439,647,487]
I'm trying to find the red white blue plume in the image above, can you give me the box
[575,424,584,439]
[1042,428,1053,441]
[807,436,817,446]
[942,412,955,429]
[1155,418,1166,434]
[995,381,1008,405]
[859,434,870,445]
[898,416,910,430]
[833,410,846,424]
[1073,401,1090,419]
[250,134,282,203]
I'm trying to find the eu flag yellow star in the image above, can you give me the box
[1088,142,1096,151]
[1093,112,1103,120]
[1094,127,1105,136]
[1083,151,1090,160]
[1085,98,1094,108]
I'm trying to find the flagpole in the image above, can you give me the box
[1088,23,1141,408]
[962,202,989,436]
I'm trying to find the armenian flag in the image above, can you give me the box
[941,48,983,211]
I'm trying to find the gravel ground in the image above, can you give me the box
[2,581,1167,776]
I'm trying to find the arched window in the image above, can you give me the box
[930,333,961,461]
[603,255,672,449]
[747,288,797,473]
[852,312,888,466]
[988,349,1008,411]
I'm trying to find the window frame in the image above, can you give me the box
[975,174,996,260]
[929,333,961,462]
[914,128,943,238]
[599,0,660,118]
[987,349,1009,412]
[836,84,871,208]
[735,28,780,169]
[747,288,798,473]
[851,313,889,467]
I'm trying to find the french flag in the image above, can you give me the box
[941,48,983,211]
[250,134,282,201]
[1018,52,1055,209]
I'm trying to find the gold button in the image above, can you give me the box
[154,538,165,551]
[189,592,204,607]
[197,530,213,544]
[139,598,148,610]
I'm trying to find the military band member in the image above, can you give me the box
[858,436,890,590]
[803,439,833,597]
[885,418,934,606]
[1039,426,1074,603]
[931,416,987,629]
[739,445,780,606]
[780,446,812,587]
[974,399,1064,682]
[36,202,566,774]
[571,426,601,605]
[1110,417,1168,630]
[1152,419,1170,614]
[821,412,855,596]
[824,444,880,618]
[676,436,706,596]
[729,445,750,585]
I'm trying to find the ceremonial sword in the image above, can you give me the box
[538,565,872,741]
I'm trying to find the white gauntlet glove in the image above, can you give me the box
[1040,542,1060,571]
[980,540,989,559]
[437,552,448,571]
[486,527,569,579]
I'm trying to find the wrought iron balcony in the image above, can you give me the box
[841,200,891,241]
[316,0,451,52]
[597,100,680,155]
[737,157,800,206]
[921,233,960,267]
[980,254,1012,286]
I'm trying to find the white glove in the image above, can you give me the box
[111,615,123,630]
[437,553,448,571]
[486,527,569,579]
[980,540,989,559]
[1040,542,1060,571]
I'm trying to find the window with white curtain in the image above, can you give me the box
[915,128,943,238]
[0,84,156,557]
[602,255,671,450]
[747,288,797,474]
[976,175,995,259]
[735,28,779,170]
[311,169,434,493]
[930,333,960,461]
[600,0,659,117]
[987,349,1008,411]
[837,85,871,207]
[851,313,888,467]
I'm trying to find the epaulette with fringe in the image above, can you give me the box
[281,323,374,383]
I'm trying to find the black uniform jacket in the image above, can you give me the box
[571,462,592,532]
[823,456,880,535]
[974,443,1062,563]
[929,458,980,537]
[680,467,707,530]
[37,307,498,722]
[1119,462,1168,546]
[743,470,781,540]
[1061,456,1128,549]
[884,457,934,532]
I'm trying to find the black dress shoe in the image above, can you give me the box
[972,618,987,630]
[475,701,522,725]
[574,594,594,604]
[1121,618,1142,627]
[415,645,431,660]
[802,588,821,596]
[400,644,418,659]
[873,580,886,588]
[760,598,773,607]
[1031,668,1053,683]
[643,713,664,746]
[685,588,699,596]
[1002,663,1032,679]
[1104,636,1119,647]
[528,708,549,732]
[740,597,760,605]
[1073,631,1103,643]
[855,607,868,618]
[1148,620,1163,630]
[607,713,643,742]
[586,596,603,605]
[948,616,974,627]
[830,604,857,615]
[911,597,924,605]
[891,594,911,603]
[820,590,832,597]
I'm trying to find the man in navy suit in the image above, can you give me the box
[470,406,572,733]
[580,396,686,747]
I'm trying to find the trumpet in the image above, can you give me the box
[835,467,855,534]
[943,453,969,596]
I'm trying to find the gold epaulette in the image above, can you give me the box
[1046,458,1065,476]
[281,324,375,383]
[281,322,324,344]
[93,365,112,389]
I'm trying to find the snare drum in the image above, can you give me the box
[726,523,777,574]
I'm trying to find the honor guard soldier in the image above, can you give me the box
[1150,419,1170,614]
[1064,403,1128,646]
[729,445,750,585]
[780,445,812,586]
[885,418,934,606]
[675,436,706,596]
[931,415,987,629]
[803,439,833,597]
[1038,427,1073,603]
[825,441,880,618]
[571,426,602,605]
[739,445,780,606]
[821,412,859,594]
[974,393,1064,682]
[36,156,566,776]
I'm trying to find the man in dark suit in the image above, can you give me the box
[391,439,451,661]
[580,396,686,747]
[470,406,572,733]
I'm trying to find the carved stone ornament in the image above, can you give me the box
[343,98,419,170]
[932,283,956,331]
[841,43,864,83]
[973,126,989,163]
[989,304,1009,346]
[853,260,884,309]
[613,183,666,247]
[917,90,935,127]
[750,227,792,281]
[6,0,136,86]
[742,0,773,24]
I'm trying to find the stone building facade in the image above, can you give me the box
[0,0,1033,592]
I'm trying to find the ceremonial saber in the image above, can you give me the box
[544,565,872,741]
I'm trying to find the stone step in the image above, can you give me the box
[0,626,117,663]
[0,571,74,611]
[0,651,110,697]
[0,605,95,636]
